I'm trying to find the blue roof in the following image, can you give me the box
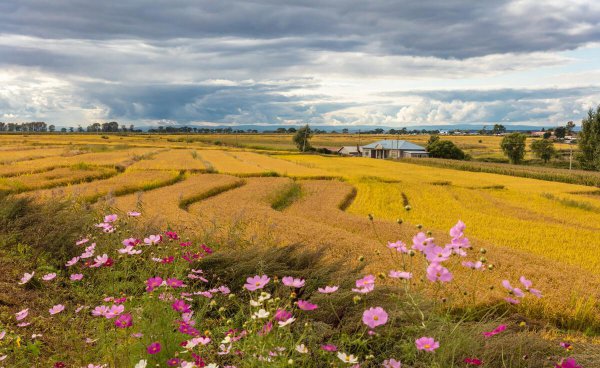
[362,140,426,151]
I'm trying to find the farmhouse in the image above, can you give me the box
[361,139,428,159]
[337,145,362,156]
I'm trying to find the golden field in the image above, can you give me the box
[1,133,600,329]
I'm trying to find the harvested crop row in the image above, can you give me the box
[128,149,207,171]
[0,166,117,193]
[107,173,243,231]
[0,147,66,164]
[24,169,181,202]
[0,148,158,177]
[197,150,264,174]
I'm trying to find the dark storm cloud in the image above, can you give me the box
[2,0,600,58]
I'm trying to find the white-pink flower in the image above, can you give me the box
[90,254,109,268]
[42,273,57,281]
[104,214,118,223]
[144,234,162,245]
[19,272,35,285]
[66,256,80,267]
[282,276,305,288]
[76,238,89,246]
[104,304,125,319]
[15,308,29,321]
[92,305,109,317]
[127,211,141,217]
[317,286,339,294]
[389,270,412,279]
[49,304,65,315]
[70,274,84,281]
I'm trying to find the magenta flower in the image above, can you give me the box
[415,336,439,352]
[49,304,65,315]
[146,276,163,292]
[244,275,270,291]
[42,273,57,281]
[483,324,506,338]
[321,344,337,352]
[426,263,453,283]
[297,300,318,311]
[172,299,191,313]
[147,342,161,355]
[166,278,185,288]
[362,307,388,329]
[382,359,402,368]
[70,273,84,281]
[15,308,29,321]
[318,285,339,294]
[115,313,133,328]
[389,270,412,279]
[274,309,293,322]
[464,357,483,366]
[282,276,305,288]
[555,358,581,368]
[165,231,179,240]
[167,358,181,366]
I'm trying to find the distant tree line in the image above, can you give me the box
[0,122,49,132]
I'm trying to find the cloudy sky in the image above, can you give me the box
[1,0,600,127]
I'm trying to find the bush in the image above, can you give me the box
[427,136,468,160]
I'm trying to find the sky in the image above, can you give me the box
[1,0,600,127]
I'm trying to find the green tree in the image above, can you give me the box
[530,139,556,163]
[492,124,506,135]
[500,133,527,164]
[554,126,567,139]
[566,121,576,135]
[293,124,313,152]
[543,131,552,139]
[426,134,440,148]
[578,106,600,170]
[427,140,467,160]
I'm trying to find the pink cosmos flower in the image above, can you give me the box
[424,245,452,263]
[90,254,109,268]
[146,276,163,292]
[415,336,439,352]
[65,256,80,267]
[363,307,388,328]
[321,344,337,352]
[15,308,29,321]
[412,232,435,252]
[127,211,141,217]
[115,313,133,328]
[104,214,118,223]
[172,300,191,313]
[529,288,543,298]
[105,305,125,319]
[147,342,161,355]
[274,309,293,322]
[70,273,84,281]
[464,358,483,366]
[362,307,388,329]
[355,274,375,288]
[0,331,5,340]
[244,275,270,291]
[426,263,453,283]
[92,305,109,317]
[501,280,525,297]
[352,283,375,294]
[122,238,140,247]
[42,273,57,281]
[17,322,31,327]
[49,304,65,315]
[118,245,142,255]
[76,238,89,246]
[144,234,162,245]
[560,342,573,350]
[483,324,506,338]
[389,270,412,279]
[166,278,185,288]
[462,261,483,270]
[318,285,339,294]
[19,272,35,285]
[504,297,520,305]
[383,359,402,368]
[297,300,318,311]
[387,240,408,253]
[218,286,231,294]
[449,220,466,238]
[282,276,305,288]
[555,358,581,368]
[167,358,181,366]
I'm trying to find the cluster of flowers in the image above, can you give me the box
[4,214,580,368]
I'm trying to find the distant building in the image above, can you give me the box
[531,131,545,137]
[361,140,428,159]
[337,145,362,156]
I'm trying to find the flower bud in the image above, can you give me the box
[479,248,487,254]
[426,231,432,236]
[479,257,487,263]
[368,214,374,221]
[404,205,411,211]
[396,218,403,224]
[408,250,415,257]
[358,255,365,262]
[353,295,362,304]
[377,272,386,280]
[487,264,494,271]
[416,224,423,229]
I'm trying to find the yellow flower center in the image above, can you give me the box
[373,316,379,321]
[255,282,261,286]
[424,344,431,349]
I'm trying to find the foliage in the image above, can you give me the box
[292,125,313,152]
[578,105,600,171]
[500,133,527,164]
[530,139,556,163]
[426,136,468,160]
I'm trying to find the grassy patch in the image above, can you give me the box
[270,181,302,211]
[179,179,246,210]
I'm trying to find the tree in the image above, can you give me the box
[566,121,576,135]
[48,125,56,132]
[292,124,313,152]
[426,134,440,148]
[543,131,552,139]
[530,139,556,163]
[427,140,467,160]
[578,106,600,170]
[492,124,507,135]
[554,126,567,139]
[500,133,527,164]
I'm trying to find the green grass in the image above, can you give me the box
[178,179,246,210]
[270,181,302,211]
